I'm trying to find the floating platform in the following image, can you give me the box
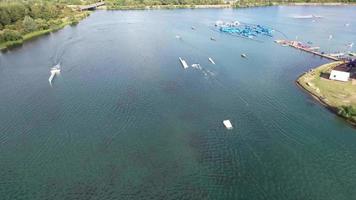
[209,57,215,65]
[179,57,189,69]
[223,120,233,130]
[275,39,340,61]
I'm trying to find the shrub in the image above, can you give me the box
[35,18,49,30]
[338,105,356,119]
[1,29,22,41]
[23,16,38,33]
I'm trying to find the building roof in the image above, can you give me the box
[333,63,351,72]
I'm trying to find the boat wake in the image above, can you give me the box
[191,63,216,79]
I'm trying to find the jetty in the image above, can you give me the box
[275,40,340,61]
[179,57,189,69]
[78,2,105,11]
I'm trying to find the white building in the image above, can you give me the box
[329,70,350,82]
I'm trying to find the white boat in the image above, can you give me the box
[293,15,313,19]
[327,53,345,58]
[208,57,215,65]
[223,120,233,130]
[179,57,189,69]
[241,54,247,58]
[308,47,320,51]
[293,15,322,19]
[49,64,61,84]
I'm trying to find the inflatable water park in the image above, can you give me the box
[215,20,274,39]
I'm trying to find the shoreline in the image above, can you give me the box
[105,2,356,10]
[0,13,89,52]
[296,62,356,127]
[1,2,355,51]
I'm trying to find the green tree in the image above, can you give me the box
[0,7,11,26]
[23,16,38,33]
[2,29,22,41]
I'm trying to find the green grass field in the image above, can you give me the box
[297,61,356,123]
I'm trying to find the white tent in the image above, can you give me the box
[329,70,350,82]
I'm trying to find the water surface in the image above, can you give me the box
[1,6,356,200]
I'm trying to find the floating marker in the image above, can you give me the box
[223,120,233,130]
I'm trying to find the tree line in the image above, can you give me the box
[105,0,355,8]
[1,0,355,45]
[0,0,89,45]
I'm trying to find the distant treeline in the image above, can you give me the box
[106,0,223,8]
[105,0,355,8]
[1,0,355,47]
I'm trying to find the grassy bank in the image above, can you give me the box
[0,12,88,51]
[296,62,356,125]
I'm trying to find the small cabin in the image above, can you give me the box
[329,70,350,82]
[329,61,355,82]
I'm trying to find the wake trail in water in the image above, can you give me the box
[177,30,253,107]
[51,34,82,66]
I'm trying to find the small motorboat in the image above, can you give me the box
[241,54,247,58]
[210,37,216,41]
[191,26,196,30]
[49,63,61,85]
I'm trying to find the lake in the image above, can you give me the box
[1,6,356,200]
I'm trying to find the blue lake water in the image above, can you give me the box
[1,6,356,199]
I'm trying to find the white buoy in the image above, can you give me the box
[329,35,333,40]
[223,120,233,130]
